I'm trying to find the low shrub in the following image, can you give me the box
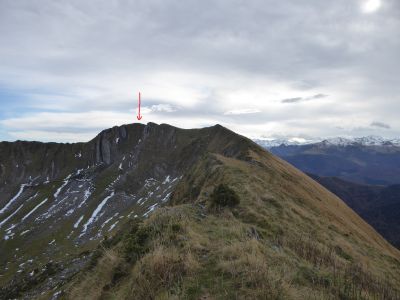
[210,184,240,208]
[123,222,151,263]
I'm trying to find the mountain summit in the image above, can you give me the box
[1,123,399,299]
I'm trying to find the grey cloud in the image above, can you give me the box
[311,94,328,100]
[0,0,400,141]
[281,97,303,104]
[0,1,394,82]
[281,94,328,104]
[371,121,391,129]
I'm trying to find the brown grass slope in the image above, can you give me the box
[62,125,400,300]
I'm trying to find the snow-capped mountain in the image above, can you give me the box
[253,137,319,148]
[257,135,400,186]
[255,136,400,148]
[320,136,400,147]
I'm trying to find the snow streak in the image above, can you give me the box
[0,184,27,214]
[0,204,24,228]
[74,215,84,228]
[54,174,71,199]
[22,198,48,221]
[81,191,115,234]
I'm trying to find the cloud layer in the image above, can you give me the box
[0,0,399,142]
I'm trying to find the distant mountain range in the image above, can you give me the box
[261,137,400,185]
[255,137,400,249]
[255,136,400,149]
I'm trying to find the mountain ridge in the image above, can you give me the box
[1,123,400,299]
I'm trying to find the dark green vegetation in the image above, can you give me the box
[210,184,240,208]
[1,123,400,299]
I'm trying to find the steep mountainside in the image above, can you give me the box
[267,143,400,185]
[1,124,400,299]
[309,174,400,249]
[0,123,246,297]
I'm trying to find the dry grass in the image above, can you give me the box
[126,245,199,299]
[68,248,122,300]
[282,233,400,299]
[64,149,400,299]
[217,239,288,299]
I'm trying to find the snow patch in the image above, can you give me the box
[106,176,121,191]
[163,176,171,184]
[0,203,24,228]
[37,195,68,221]
[143,203,158,217]
[108,221,119,232]
[52,290,62,298]
[74,215,84,228]
[162,192,172,203]
[54,174,71,199]
[67,231,74,239]
[20,230,30,236]
[101,213,118,229]
[78,187,93,209]
[5,223,17,232]
[22,198,48,221]
[144,178,157,189]
[80,191,115,235]
[0,184,28,215]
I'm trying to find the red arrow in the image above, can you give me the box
[137,92,142,120]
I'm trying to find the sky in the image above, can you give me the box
[0,0,399,142]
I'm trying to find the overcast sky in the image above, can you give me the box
[0,0,399,142]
